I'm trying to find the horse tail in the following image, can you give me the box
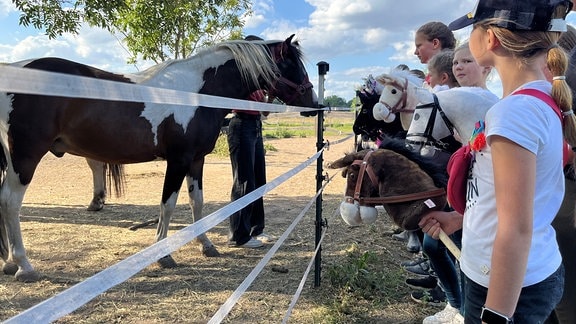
[107,163,126,197]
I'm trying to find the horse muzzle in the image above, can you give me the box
[373,102,396,123]
[340,198,378,226]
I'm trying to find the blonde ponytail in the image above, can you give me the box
[547,46,576,148]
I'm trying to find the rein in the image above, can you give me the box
[405,93,455,150]
[346,150,446,206]
[378,77,414,113]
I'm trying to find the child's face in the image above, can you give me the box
[427,68,443,88]
[414,32,440,64]
[452,48,486,87]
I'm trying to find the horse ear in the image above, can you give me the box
[281,35,295,55]
[374,73,389,86]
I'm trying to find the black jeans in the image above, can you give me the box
[227,115,266,245]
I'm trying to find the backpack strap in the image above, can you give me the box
[512,88,571,166]
[513,88,562,121]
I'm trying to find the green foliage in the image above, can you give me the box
[265,127,294,139]
[323,95,348,110]
[13,0,251,64]
[209,134,229,157]
[117,0,252,63]
[14,0,126,38]
[326,243,404,301]
[208,134,277,157]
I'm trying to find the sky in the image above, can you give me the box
[2,0,576,102]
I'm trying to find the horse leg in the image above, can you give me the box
[155,160,187,269]
[86,158,107,211]
[186,158,219,257]
[0,170,39,282]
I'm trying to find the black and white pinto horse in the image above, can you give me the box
[0,35,316,282]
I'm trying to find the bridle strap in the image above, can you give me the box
[378,77,414,113]
[351,150,379,201]
[267,42,314,105]
[406,93,455,148]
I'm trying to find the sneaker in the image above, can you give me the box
[392,230,409,241]
[410,286,446,307]
[403,259,431,276]
[407,231,421,253]
[400,254,427,267]
[230,237,263,248]
[405,275,437,290]
[422,303,460,323]
[253,233,273,243]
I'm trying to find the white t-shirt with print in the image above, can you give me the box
[461,80,563,287]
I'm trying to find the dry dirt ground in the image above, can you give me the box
[0,131,439,323]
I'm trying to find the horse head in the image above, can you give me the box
[373,70,424,130]
[328,149,380,226]
[265,35,317,108]
[353,75,406,144]
[406,87,499,152]
[329,137,448,229]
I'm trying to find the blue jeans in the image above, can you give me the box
[464,265,564,323]
[227,115,266,245]
[423,230,463,309]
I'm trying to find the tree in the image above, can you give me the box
[323,95,348,110]
[117,0,250,63]
[13,0,252,64]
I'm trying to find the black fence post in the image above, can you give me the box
[314,61,329,287]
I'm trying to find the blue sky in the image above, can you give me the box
[2,0,576,101]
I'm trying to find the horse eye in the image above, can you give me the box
[391,89,397,94]
[414,113,420,121]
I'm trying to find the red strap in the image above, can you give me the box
[512,88,571,166]
[513,88,562,121]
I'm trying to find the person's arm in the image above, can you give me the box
[485,135,534,318]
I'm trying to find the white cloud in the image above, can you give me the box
[0,0,16,17]
[243,0,274,29]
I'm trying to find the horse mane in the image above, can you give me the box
[134,39,303,89]
[375,68,424,89]
[357,74,384,96]
[377,136,448,188]
[211,40,278,88]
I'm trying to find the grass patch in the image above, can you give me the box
[208,134,278,157]
[321,242,407,321]
[210,111,355,157]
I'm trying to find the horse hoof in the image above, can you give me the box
[3,262,18,275]
[15,270,40,283]
[202,245,220,257]
[158,255,177,268]
[87,200,104,211]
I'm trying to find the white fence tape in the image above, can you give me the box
[281,173,337,324]
[208,173,335,324]
[5,149,324,324]
[0,65,321,114]
[0,62,355,322]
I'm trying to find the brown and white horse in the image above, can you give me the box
[0,35,316,282]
